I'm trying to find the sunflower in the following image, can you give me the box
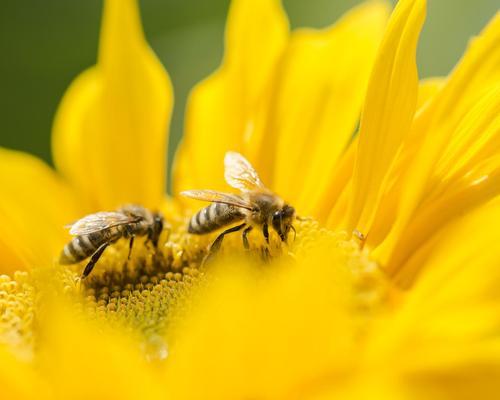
[1,0,500,398]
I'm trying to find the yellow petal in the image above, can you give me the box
[376,12,500,264]
[416,77,445,110]
[268,1,390,217]
[366,201,500,397]
[428,12,500,126]
[328,74,439,233]
[434,83,500,183]
[324,138,357,226]
[174,74,239,194]
[365,77,445,249]
[325,183,351,231]
[224,0,289,111]
[0,149,80,273]
[52,68,100,211]
[0,346,51,400]
[346,0,426,235]
[39,302,163,400]
[164,246,356,399]
[174,0,288,196]
[53,0,172,210]
[371,81,500,263]
[390,153,500,282]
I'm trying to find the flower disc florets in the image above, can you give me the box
[1,217,393,364]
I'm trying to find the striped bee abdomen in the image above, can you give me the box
[59,228,122,264]
[188,202,244,234]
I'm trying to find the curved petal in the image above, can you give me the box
[322,137,357,226]
[0,149,80,273]
[53,0,172,211]
[52,68,100,211]
[327,76,444,233]
[174,0,289,197]
[175,74,239,194]
[346,0,426,234]
[268,1,390,216]
[376,13,500,264]
[390,154,500,281]
[376,82,500,276]
[366,201,500,397]
[433,83,500,182]
[364,77,446,248]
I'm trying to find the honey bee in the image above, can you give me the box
[181,151,296,257]
[60,205,164,278]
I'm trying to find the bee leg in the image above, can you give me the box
[242,226,253,250]
[82,242,110,279]
[261,247,270,263]
[262,223,269,244]
[126,235,135,262]
[204,223,246,264]
[210,223,246,253]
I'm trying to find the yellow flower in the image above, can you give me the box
[1,0,500,399]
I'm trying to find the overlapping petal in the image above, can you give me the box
[268,1,390,216]
[174,0,289,195]
[0,149,80,272]
[376,12,500,267]
[366,201,500,398]
[53,0,172,211]
[0,0,499,397]
[383,85,500,276]
[346,0,426,235]
[328,76,444,234]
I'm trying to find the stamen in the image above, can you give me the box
[0,272,35,360]
[0,217,393,360]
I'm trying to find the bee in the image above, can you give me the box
[181,151,296,258]
[60,205,164,278]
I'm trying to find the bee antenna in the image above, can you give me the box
[290,225,296,242]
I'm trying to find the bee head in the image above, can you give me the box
[150,213,164,247]
[272,205,295,242]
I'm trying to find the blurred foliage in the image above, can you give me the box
[0,0,498,173]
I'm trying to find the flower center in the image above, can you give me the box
[1,218,395,361]
[0,271,34,360]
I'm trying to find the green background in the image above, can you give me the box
[0,0,497,168]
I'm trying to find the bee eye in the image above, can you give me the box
[272,211,282,225]
[272,211,282,232]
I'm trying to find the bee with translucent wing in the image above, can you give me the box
[181,151,296,258]
[60,205,164,278]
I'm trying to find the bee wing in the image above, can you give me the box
[66,212,138,235]
[224,151,266,192]
[180,190,254,211]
